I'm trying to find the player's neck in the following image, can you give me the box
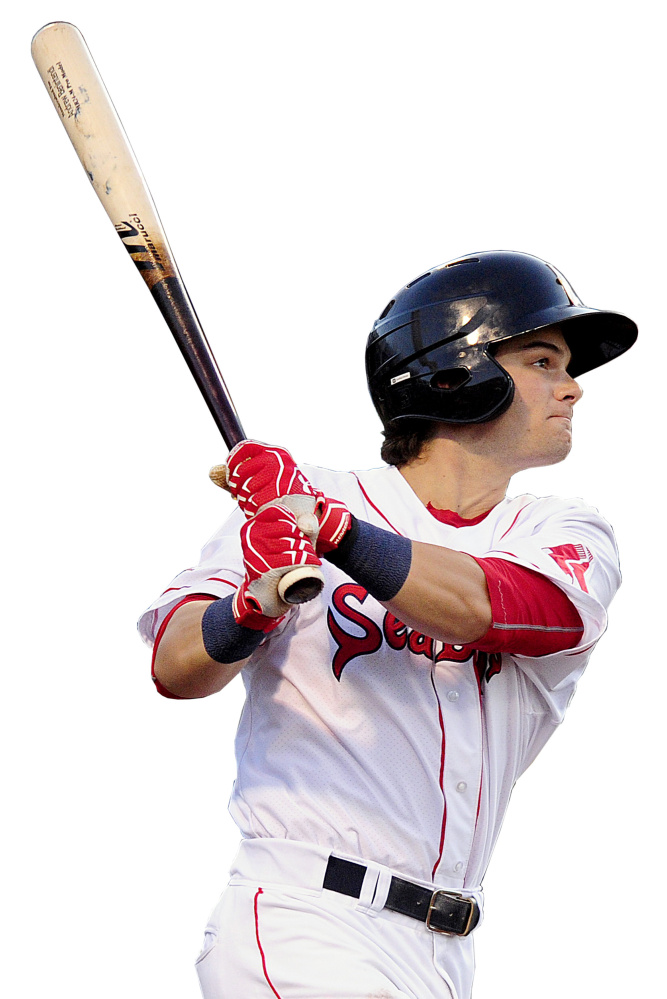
[398,435,512,518]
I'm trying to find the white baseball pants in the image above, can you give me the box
[195,839,481,999]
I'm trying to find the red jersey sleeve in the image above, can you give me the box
[470,557,584,656]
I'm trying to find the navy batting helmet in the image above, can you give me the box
[366,251,637,426]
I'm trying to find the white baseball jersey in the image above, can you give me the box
[139,464,620,998]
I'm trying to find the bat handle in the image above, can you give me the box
[278,566,326,605]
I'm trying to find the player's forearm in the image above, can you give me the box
[386,542,492,644]
[325,518,491,645]
[153,600,248,699]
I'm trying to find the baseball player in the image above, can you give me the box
[139,251,637,999]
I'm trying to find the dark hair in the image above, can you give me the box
[380,419,439,467]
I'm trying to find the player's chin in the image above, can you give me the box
[527,430,574,468]
[536,437,573,467]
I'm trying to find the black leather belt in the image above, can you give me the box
[322,856,480,936]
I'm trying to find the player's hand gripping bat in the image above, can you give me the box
[31,21,324,606]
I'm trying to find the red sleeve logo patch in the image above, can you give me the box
[544,543,593,592]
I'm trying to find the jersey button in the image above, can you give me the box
[456,781,467,793]
[454,862,464,873]
[447,690,459,702]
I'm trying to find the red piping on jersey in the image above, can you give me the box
[475,768,483,828]
[254,888,283,999]
[474,681,484,820]
[565,643,595,657]
[151,594,217,699]
[498,504,529,541]
[352,473,403,535]
[461,668,485,883]
[430,673,447,881]
[160,576,239,597]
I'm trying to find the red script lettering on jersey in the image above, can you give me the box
[327,584,383,680]
[327,584,477,681]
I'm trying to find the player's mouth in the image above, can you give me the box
[548,411,573,423]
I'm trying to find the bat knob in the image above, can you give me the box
[209,464,230,490]
[278,567,325,605]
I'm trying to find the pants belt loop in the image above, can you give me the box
[355,861,381,912]
[369,865,393,914]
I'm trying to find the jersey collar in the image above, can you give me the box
[426,504,494,528]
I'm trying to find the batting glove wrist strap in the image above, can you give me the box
[313,493,353,554]
[201,596,268,663]
[232,585,286,631]
[324,516,412,601]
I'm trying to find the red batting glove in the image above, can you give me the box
[226,441,318,518]
[225,440,352,557]
[313,493,353,555]
[234,504,324,631]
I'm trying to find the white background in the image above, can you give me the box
[3,2,662,996]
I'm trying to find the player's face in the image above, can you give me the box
[490,327,583,470]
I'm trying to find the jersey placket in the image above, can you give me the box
[430,652,483,888]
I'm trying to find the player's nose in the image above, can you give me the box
[556,372,583,405]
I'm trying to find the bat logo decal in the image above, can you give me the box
[115,217,166,272]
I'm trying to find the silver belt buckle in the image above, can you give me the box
[426,889,476,936]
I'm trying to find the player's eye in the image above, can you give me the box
[533,357,550,368]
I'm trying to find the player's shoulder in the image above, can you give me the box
[507,491,611,523]
[499,492,617,545]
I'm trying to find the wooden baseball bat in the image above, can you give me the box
[31,21,324,606]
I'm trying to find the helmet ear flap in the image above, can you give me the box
[380,350,515,427]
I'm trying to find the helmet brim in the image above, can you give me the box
[501,306,638,378]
